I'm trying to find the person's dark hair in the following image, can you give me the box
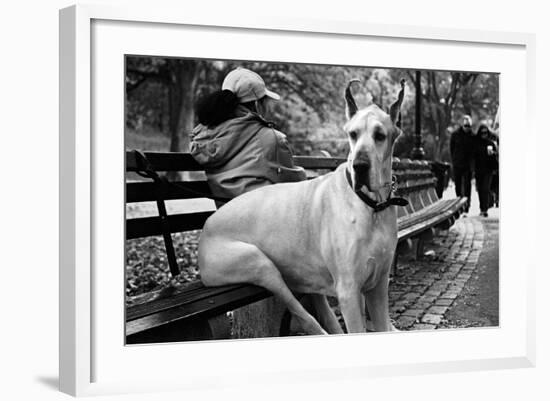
[195,89,240,127]
[477,123,490,137]
[240,101,257,113]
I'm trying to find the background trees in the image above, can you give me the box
[125,56,499,162]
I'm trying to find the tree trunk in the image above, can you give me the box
[461,84,473,117]
[433,135,441,161]
[166,60,199,180]
[437,109,452,161]
[168,60,199,153]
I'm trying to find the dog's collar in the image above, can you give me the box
[345,168,409,212]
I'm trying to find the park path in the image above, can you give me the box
[445,216,499,328]
[388,211,499,330]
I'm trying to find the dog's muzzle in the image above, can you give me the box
[352,159,371,190]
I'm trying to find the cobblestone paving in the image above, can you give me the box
[389,217,485,331]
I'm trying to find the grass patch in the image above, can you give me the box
[126,126,170,152]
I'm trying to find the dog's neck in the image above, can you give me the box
[358,182,391,203]
[355,161,393,201]
[366,164,393,202]
[343,162,408,213]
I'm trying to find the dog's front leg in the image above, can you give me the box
[311,294,344,334]
[337,284,367,333]
[364,273,395,332]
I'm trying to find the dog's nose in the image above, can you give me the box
[353,159,370,174]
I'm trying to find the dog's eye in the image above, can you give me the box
[374,127,386,142]
[349,131,358,141]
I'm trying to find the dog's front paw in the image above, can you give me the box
[366,319,375,332]
[366,320,399,332]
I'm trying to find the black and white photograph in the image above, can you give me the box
[2,0,548,397]
[124,56,500,344]
[6,0,549,398]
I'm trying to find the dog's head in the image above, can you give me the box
[343,79,405,193]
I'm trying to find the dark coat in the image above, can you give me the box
[450,127,476,168]
[473,135,499,173]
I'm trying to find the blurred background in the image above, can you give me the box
[125,56,499,162]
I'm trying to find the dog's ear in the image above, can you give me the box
[390,79,405,125]
[345,79,361,120]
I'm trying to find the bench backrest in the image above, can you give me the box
[125,152,345,239]
[392,158,439,218]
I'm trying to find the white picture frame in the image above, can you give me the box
[59,3,536,397]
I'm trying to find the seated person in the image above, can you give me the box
[190,68,306,202]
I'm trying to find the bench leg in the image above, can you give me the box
[391,253,398,277]
[416,228,435,259]
[279,309,293,336]
[397,238,418,261]
[233,294,343,337]
[232,297,288,339]
[208,314,231,339]
[436,219,452,231]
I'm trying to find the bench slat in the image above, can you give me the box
[397,197,467,241]
[126,211,214,239]
[127,281,253,321]
[127,181,212,203]
[394,171,433,180]
[126,151,347,172]
[127,151,204,172]
[292,156,345,169]
[398,199,454,229]
[126,284,271,337]
[395,178,437,195]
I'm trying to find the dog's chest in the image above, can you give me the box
[324,208,397,262]
[344,212,397,268]
[353,207,397,241]
[360,219,396,258]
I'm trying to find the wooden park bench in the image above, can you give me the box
[125,151,467,344]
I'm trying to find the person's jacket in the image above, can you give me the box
[473,135,499,173]
[190,105,307,199]
[449,127,476,168]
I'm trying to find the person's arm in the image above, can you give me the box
[260,128,307,182]
[490,138,499,160]
[274,131,308,182]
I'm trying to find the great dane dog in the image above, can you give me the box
[198,79,407,335]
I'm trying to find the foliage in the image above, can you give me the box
[126,231,201,298]
[126,56,499,163]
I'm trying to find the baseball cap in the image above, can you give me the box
[222,68,280,103]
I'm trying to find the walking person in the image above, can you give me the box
[450,115,476,214]
[473,123,499,217]
[488,129,499,207]
[190,67,307,203]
